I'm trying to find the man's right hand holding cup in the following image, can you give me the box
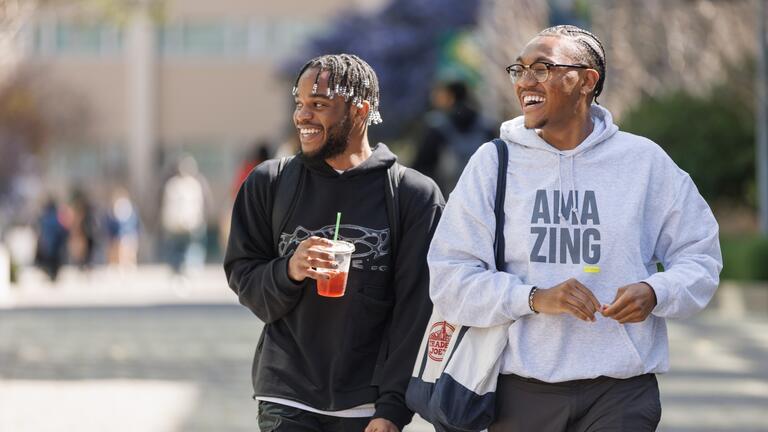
[287,236,338,283]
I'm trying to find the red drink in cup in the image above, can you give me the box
[316,240,355,298]
[317,271,349,297]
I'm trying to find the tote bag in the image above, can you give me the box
[406,138,510,432]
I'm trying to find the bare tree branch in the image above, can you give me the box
[480,0,757,120]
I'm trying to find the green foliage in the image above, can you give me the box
[573,0,593,23]
[620,85,755,207]
[720,236,768,281]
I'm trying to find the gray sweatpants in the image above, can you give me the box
[489,373,661,432]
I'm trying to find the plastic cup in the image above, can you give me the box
[316,240,355,297]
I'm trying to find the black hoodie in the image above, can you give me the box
[224,143,444,429]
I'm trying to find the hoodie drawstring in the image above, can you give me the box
[557,154,580,225]
[570,155,579,225]
[557,155,564,224]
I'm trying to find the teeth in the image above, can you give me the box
[523,95,545,105]
[300,128,321,135]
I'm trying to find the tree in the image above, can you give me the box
[478,0,758,121]
[621,83,756,208]
[284,0,483,140]
[0,0,165,200]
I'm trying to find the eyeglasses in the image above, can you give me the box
[506,62,589,84]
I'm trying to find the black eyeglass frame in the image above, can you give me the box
[505,62,590,83]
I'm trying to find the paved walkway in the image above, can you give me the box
[0,266,766,431]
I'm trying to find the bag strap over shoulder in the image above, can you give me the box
[272,156,305,255]
[492,138,508,271]
[384,161,406,266]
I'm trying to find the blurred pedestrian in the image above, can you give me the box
[35,197,69,282]
[428,25,722,431]
[232,140,271,198]
[220,142,272,258]
[161,156,208,274]
[411,80,494,196]
[105,187,140,269]
[69,187,99,271]
[224,54,444,432]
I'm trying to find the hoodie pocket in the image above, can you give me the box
[614,321,646,374]
[334,289,394,391]
[349,289,394,354]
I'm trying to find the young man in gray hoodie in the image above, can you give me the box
[427,25,722,431]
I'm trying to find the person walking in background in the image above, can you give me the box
[224,54,443,432]
[220,141,272,253]
[411,80,494,196]
[35,197,69,282]
[105,187,140,269]
[231,140,272,198]
[69,187,99,271]
[428,25,722,431]
[161,156,209,274]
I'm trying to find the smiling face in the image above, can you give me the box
[293,68,353,161]
[515,36,596,131]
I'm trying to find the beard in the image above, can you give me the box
[301,115,353,164]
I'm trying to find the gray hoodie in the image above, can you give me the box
[427,105,722,382]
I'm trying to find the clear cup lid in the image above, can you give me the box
[327,240,355,253]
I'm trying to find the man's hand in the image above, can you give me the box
[601,282,657,324]
[532,278,601,322]
[287,236,337,282]
[364,418,399,432]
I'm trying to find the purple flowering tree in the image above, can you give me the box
[283,0,481,140]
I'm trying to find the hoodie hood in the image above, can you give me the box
[500,104,619,156]
[498,104,619,224]
[299,142,397,178]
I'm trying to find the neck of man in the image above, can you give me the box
[540,102,594,151]
[325,130,372,171]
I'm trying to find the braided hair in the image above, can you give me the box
[292,54,383,125]
[538,25,606,104]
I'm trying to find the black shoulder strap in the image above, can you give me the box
[272,156,305,255]
[492,138,508,270]
[384,162,406,266]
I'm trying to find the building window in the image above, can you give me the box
[22,17,327,61]
[158,19,326,61]
[24,19,123,57]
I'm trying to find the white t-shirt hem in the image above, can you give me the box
[256,397,375,418]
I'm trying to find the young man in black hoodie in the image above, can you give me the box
[224,54,444,432]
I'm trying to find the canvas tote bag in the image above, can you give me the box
[406,138,510,432]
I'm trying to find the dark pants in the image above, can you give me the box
[258,401,371,432]
[489,373,661,432]
[166,232,192,274]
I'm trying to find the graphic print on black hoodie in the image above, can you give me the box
[279,224,391,272]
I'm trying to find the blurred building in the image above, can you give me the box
[13,0,385,227]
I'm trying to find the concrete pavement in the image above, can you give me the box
[0,265,766,431]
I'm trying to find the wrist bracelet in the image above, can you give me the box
[528,286,539,314]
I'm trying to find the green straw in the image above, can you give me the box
[333,212,342,241]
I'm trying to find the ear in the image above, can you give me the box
[581,69,600,96]
[351,100,371,123]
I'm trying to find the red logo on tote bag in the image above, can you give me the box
[427,321,456,362]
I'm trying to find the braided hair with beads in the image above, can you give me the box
[292,54,383,125]
[538,25,606,104]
